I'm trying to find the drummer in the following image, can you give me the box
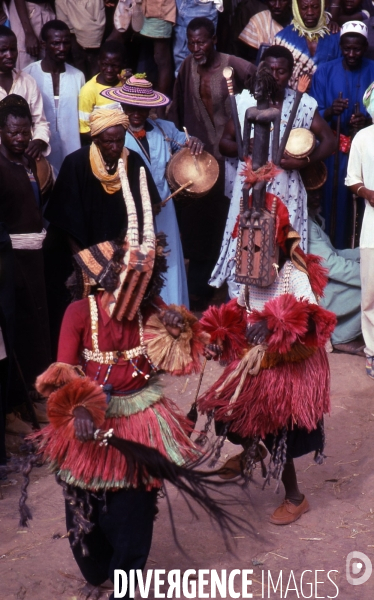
[212,45,336,298]
[101,74,204,308]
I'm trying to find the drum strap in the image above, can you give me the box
[128,130,151,163]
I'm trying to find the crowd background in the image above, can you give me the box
[2,2,374,597]
[0,0,374,470]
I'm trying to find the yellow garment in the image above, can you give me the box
[291,0,329,41]
[89,143,129,194]
[89,107,129,137]
[78,75,123,134]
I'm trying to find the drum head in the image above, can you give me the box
[284,128,315,159]
[166,148,219,198]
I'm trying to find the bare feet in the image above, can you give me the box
[78,583,103,599]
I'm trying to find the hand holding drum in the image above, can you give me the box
[164,147,219,204]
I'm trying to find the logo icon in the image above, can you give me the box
[346,551,372,586]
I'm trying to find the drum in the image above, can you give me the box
[36,156,54,196]
[166,148,219,199]
[300,160,327,191]
[284,128,315,159]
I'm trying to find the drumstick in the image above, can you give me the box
[161,180,193,207]
[183,126,201,174]
[223,66,244,161]
[330,91,342,245]
[275,74,310,165]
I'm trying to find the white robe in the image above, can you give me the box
[23,61,85,175]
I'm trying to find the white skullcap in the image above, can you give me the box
[340,21,368,39]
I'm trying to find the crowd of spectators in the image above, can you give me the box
[1,0,374,478]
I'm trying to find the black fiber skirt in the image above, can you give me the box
[215,420,324,460]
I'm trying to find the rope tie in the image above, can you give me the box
[215,344,267,415]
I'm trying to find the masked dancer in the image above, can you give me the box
[198,191,336,524]
[31,159,215,599]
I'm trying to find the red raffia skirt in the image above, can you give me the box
[198,348,330,440]
[33,394,198,492]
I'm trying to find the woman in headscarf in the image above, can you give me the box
[44,107,162,354]
[274,0,341,89]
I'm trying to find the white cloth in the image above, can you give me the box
[224,156,238,199]
[10,228,47,250]
[23,61,85,174]
[8,0,55,70]
[210,87,317,298]
[55,0,105,48]
[345,124,374,249]
[238,261,317,313]
[360,248,374,356]
[198,0,223,9]
[0,70,50,153]
[345,125,374,357]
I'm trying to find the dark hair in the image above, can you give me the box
[41,19,70,42]
[187,17,216,38]
[0,94,32,128]
[99,40,125,60]
[261,45,294,73]
[0,25,16,39]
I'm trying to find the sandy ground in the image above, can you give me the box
[1,352,374,600]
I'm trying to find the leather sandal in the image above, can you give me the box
[217,445,267,480]
[270,495,310,525]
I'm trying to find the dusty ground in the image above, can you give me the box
[1,353,374,600]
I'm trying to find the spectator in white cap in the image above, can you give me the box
[310,20,374,248]
[346,81,374,379]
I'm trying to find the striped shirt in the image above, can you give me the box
[239,10,283,49]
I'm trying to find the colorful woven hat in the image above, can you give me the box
[100,74,170,107]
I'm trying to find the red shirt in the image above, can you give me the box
[57,294,163,392]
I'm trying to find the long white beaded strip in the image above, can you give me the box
[83,297,147,364]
